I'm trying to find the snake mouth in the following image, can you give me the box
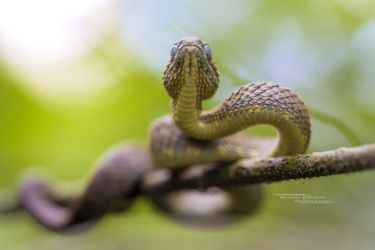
[182,50,200,75]
[177,45,210,76]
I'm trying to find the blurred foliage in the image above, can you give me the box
[1,0,375,249]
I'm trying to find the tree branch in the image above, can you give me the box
[2,143,375,232]
[144,144,375,194]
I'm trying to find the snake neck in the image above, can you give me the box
[173,75,202,134]
[174,81,310,156]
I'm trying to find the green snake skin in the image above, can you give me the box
[151,36,311,168]
[148,36,311,227]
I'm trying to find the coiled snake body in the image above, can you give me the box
[1,37,310,231]
[152,37,309,169]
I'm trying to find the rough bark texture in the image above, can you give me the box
[2,144,375,232]
[144,144,375,194]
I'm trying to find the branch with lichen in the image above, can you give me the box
[143,144,375,193]
[1,143,375,232]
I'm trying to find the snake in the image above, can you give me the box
[148,36,310,225]
[0,36,310,231]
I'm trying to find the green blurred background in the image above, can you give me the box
[0,0,375,249]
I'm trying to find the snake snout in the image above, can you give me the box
[180,44,203,54]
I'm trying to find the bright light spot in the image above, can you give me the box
[0,0,112,68]
[0,0,115,101]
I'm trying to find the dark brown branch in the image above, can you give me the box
[144,144,375,194]
[2,143,375,232]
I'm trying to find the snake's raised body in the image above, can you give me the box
[1,37,311,231]
[151,37,310,168]
[148,37,310,224]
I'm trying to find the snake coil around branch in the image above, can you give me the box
[1,37,374,232]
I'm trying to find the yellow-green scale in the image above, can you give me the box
[174,66,308,157]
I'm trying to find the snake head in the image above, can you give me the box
[163,36,220,102]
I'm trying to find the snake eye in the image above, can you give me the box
[203,44,212,58]
[170,45,178,57]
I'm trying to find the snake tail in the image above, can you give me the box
[18,146,151,232]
